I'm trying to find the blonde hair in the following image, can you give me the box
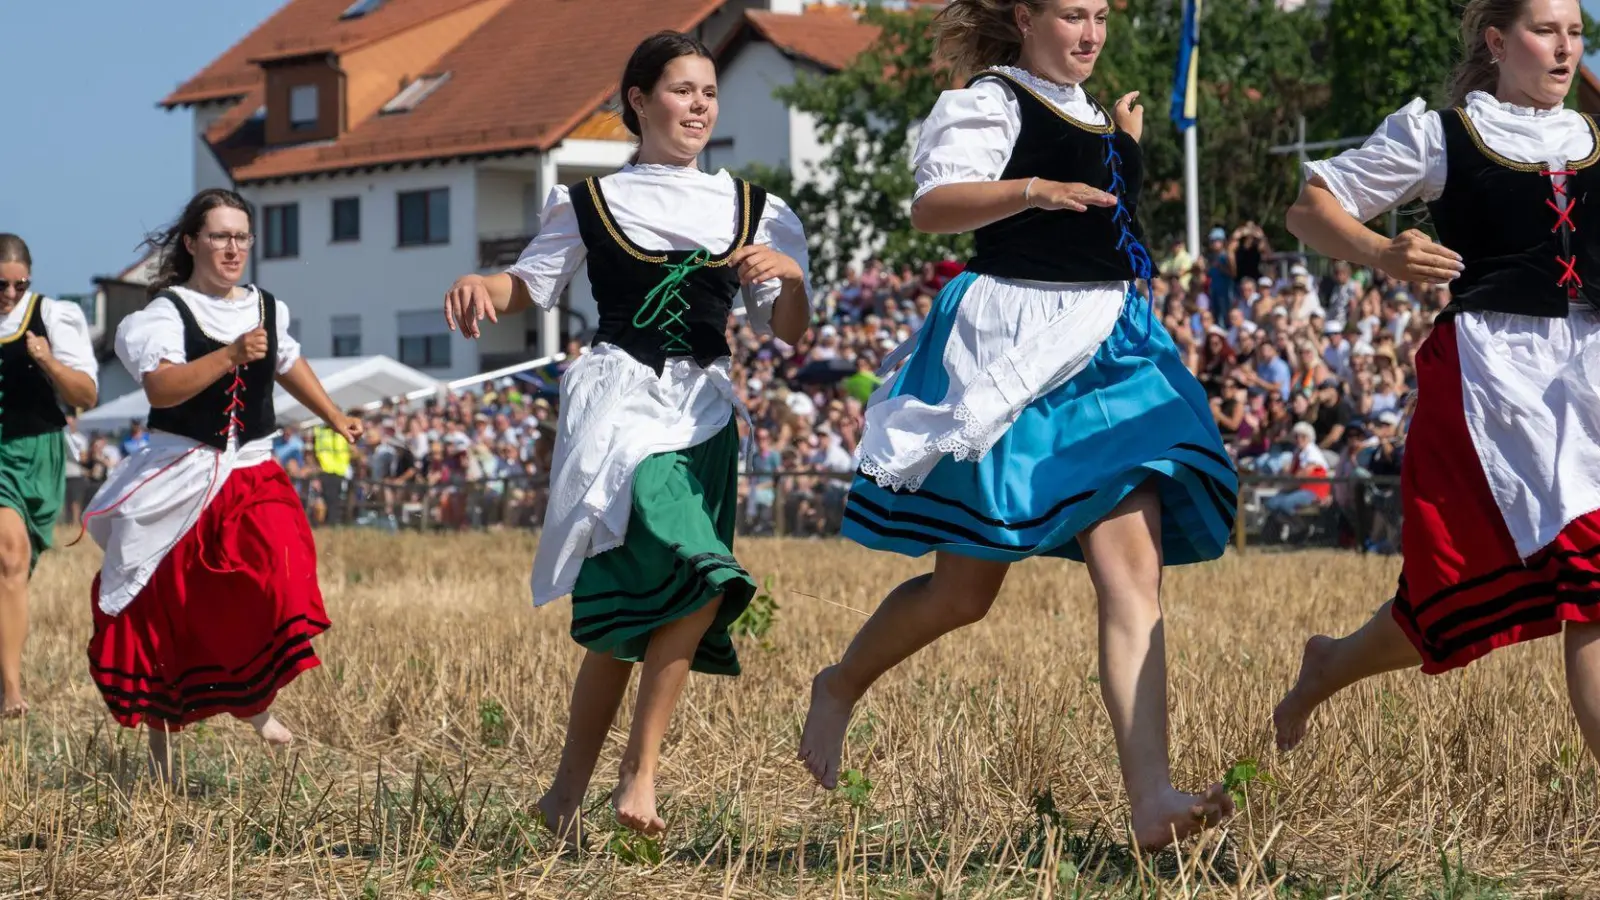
[931,0,1047,84]
[1448,0,1530,106]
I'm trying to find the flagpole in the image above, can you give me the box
[1184,125,1199,258]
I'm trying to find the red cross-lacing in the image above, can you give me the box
[1543,169,1582,298]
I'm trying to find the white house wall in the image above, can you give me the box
[241,164,480,379]
[192,102,237,193]
[715,41,795,175]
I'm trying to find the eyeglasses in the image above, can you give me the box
[0,279,30,294]
[201,232,255,250]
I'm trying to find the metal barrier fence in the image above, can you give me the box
[286,471,1403,553]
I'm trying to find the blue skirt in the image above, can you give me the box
[842,276,1237,565]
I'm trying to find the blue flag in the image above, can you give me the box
[1171,0,1201,129]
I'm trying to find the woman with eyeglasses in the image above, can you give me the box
[80,189,360,779]
[0,233,98,718]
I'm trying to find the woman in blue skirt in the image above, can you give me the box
[797,0,1238,850]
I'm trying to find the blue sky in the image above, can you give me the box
[0,2,283,299]
[5,0,1600,299]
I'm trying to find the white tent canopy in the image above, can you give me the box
[77,356,443,433]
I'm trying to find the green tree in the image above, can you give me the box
[750,4,966,283]
[1325,1,1600,128]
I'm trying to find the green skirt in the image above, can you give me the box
[570,420,755,676]
[0,432,65,575]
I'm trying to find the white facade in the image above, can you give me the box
[711,41,831,188]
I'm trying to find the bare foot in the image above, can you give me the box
[1274,635,1338,751]
[611,767,665,836]
[1131,784,1235,851]
[535,792,583,850]
[247,712,294,747]
[2,695,27,719]
[797,666,855,790]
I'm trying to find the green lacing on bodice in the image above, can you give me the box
[634,249,711,355]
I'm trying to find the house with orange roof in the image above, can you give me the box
[148,0,879,379]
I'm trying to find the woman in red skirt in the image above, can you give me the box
[1272,0,1600,760]
[84,189,360,777]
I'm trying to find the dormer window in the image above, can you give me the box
[341,0,385,20]
[289,84,319,131]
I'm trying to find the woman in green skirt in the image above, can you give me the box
[0,234,98,716]
[443,32,810,839]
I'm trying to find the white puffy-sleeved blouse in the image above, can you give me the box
[1306,91,1600,558]
[857,66,1132,492]
[505,164,811,604]
[87,285,303,615]
[3,293,99,386]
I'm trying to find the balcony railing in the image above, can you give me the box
[478,234,533,269]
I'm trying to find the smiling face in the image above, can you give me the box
[629,54,717,166]
[1490,0,1584,108]
[1016,0,1109,85]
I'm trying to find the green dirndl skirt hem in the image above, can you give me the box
[0,431,65,575]
[570,419,755,676]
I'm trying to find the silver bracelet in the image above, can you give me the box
[1023,177,1037,209]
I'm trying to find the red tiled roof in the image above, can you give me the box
[742,6,879,73]
[179,0,728,183]
[163,0,489,107]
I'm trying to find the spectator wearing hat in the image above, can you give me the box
[1264,421,1332,520]
[1205,226,1237,318]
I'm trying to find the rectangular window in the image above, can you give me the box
[331,197,360,242]
[263,203,299,259]
[398,188,449,246]
[396,310,450,368]
[331,314,361,357]
[289,85,318,130]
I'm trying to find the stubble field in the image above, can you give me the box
[0,530,1596,898]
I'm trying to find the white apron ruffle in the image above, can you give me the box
[531,344,748,606]
[856,275,1126,492]
[85,432,275,616]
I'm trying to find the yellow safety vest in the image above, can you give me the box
[313,426,351,477]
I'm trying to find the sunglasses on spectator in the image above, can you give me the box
[0,279,31,294]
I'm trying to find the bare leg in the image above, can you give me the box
[1273,599,1420,751]
[1079,484,1233,850]
[799,552,1009,789]
[538,650,632,845]
[612,596,724,835]
[1563,621,1600,763]
[147,726,172,784]
[0,509,31,718]
[246,710,294,746]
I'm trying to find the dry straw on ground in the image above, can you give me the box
[1,530,1596,898]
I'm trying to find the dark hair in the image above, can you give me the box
[141,188,254,298]
[1449,0,1529,106]
[0,234,31,269]
[619,31,715,139]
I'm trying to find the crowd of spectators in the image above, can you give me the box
[65,226,1423,549]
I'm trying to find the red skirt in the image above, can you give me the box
[87,462,330,730]
[1392,319,1600,673]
